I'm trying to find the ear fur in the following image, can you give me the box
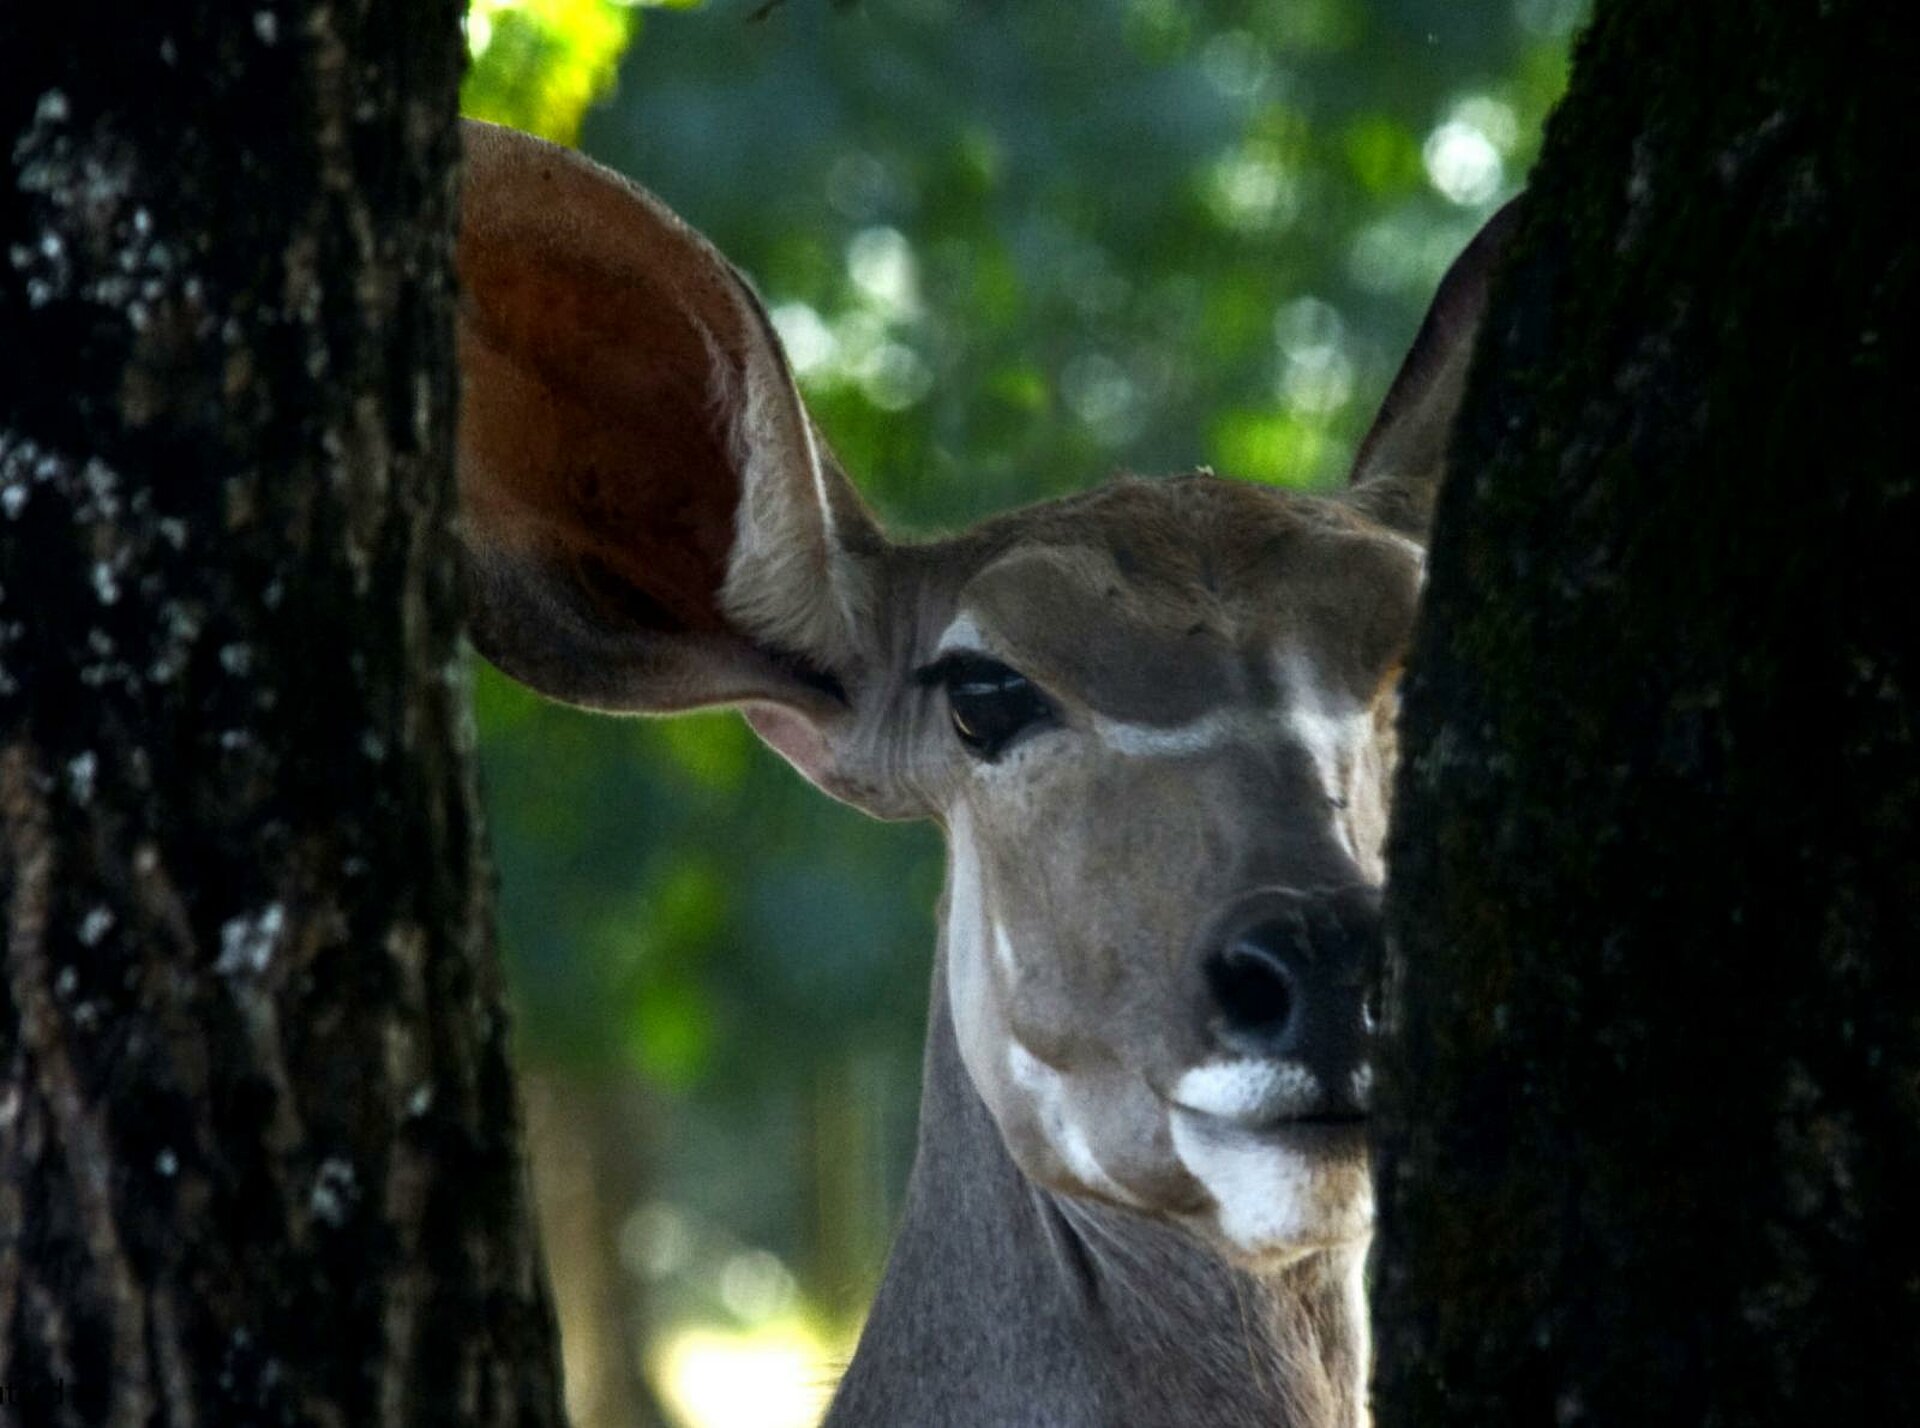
[1347,198,1521,539]
[454,119,881,729]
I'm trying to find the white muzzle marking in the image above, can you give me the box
[1172,1058,1322,1125]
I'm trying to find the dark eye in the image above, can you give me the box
[928,655,1055,760]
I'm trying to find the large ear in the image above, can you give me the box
[1347,199,1521,539]
[454,119,885,785]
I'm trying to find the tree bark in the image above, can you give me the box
[1375,1,1917,1424]
[0,4,565,1424]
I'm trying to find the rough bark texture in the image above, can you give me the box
[1375,1,1917,1424]
[0,4,565,1424]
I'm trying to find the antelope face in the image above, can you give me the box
[917,477,1421,1266]
[453,119,1508,1275]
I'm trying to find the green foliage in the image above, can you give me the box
[464,0,700,142]
[467,0,1584,1321]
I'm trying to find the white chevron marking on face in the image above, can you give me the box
[1008,1040,1141,1208]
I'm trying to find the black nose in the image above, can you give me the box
[1202,886,1381,1060]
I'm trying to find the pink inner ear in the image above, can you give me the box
[744,703,836,790]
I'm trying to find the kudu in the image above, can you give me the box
[454,119,1511,1427]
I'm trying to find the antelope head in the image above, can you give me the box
[454,118,1510,1270]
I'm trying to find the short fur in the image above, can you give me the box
[452,119,1514,1427]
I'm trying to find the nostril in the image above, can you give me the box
[1205,937,1296,1040]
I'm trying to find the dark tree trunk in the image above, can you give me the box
[1375,1,1917,1424]
[0,4,565,1424]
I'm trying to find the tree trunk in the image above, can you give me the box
[1375,1,1917,1424]
[0,4,565,1424]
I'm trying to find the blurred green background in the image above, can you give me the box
[461,1,1582,1422]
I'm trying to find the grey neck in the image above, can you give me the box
[825,956,1369,1428]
